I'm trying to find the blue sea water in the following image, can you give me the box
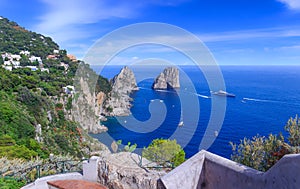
[90,65,300,159]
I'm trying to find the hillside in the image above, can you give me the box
[0,17,111,161]
[0,16,59,58]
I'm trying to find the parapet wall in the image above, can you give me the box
[22,151,300,189]
[158,150,300,189]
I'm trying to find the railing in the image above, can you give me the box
[0,159,87,184]
[132,150,175,171]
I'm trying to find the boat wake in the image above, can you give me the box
[140,86,211,99]
[242,97,276,103]
[156,89,173,93]
[195,93,210,99]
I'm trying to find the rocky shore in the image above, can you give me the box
[72,66,180,134]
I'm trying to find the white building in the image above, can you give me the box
[26,66,38,71]
[60,62,69,70]
[53,49,59,54]
[11,60,20,66]
[2,53,20,66]
[63,85,75,94]
[4,61,11,66]
[20,50,30,56]
[11,54,21,61]
[41,68,49,73]
[29,56,42,64]
[4,66,12,71]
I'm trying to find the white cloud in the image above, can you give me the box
[34,0,191,56]
[35,0,137,42]
[276,45,300,51]
[198,26,300,42]
[277,0,300,10]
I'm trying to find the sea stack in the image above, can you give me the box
[152,67,180,89]
[104,66,138,116]
[111,66,139,93]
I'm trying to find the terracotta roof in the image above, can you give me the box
[47,180,107,189]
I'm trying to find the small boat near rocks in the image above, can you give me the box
[212,90,236,97]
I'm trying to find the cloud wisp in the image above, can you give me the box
[277,0,300,10]
[35,0,191,44]
[35,0,138,42]
[198,26,300,42]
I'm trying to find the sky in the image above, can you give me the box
[0,0,300,65]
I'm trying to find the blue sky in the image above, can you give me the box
[0,0,300,65]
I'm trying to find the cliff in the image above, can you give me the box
[103,66,139,116]
[72,63,109,134]
[152,67,180,89]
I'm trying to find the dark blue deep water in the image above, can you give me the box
[90,65,300,159]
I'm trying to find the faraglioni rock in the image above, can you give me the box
[104,66,139,116]
[152,67,180,89]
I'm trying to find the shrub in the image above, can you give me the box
[231,115,300,171]
[143,139,185,167]
[0,177,25,189]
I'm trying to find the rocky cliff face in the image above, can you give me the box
[152,67,180,89]
[103,66,139,116]
[72,63,108,134]
[98,152,166,189]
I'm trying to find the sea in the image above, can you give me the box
[90,65,300,159]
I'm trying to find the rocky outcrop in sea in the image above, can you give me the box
[152,67,180,89]
[103,66,139,116]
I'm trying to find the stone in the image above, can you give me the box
[152,67,180,89]
[35,124,43,143]
[72,64,108,134]
[98,152,166,189]
[158,150,300,189]
[103,66,138,116]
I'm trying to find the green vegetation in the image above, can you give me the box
[0,63,102,159]
[231,115,300,171]
[74,63,111,95]
[0,56,3,65]
[111,140,137,153]
[143,139,185,167]
[0,177,25,189]
[0,17,112,162]
[0,17,58,58]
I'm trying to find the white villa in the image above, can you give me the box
[2,53,21,66]
[63,85,75,95]
[53,49,59,54]
[20,50,30,56]
[1,51,46,72]
[29,56,42,64]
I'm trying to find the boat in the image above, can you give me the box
[214,131,219,137]
[178,110,184,127]
[178,121,184,127]
[212,90,236,97]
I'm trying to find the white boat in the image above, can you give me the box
[178,110,184,127]
[214,131,219,137]
[178,121,184,127]
[212,90,235,97]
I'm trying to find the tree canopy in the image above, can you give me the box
[231,115,300,171]
[143,138,185,167]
